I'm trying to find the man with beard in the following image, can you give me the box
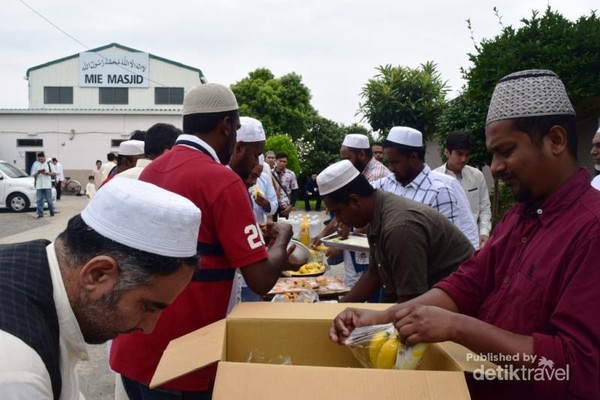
[228,116,280,304]
[591,127,600,190]
[329,70,600,399]
[0,178,201,399]
[373,127,479,249]
[110,84,300,399]
[314,134,391,291]
[317,160,473,303]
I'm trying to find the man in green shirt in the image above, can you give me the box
[318,160,474,302]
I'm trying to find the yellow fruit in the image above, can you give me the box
[375,337,400,369]
[253,188,264,199]
[313,245,329,252]
[395,342,428,370]
[369,330,391,366]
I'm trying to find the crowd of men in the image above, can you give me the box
[1,68,599,400]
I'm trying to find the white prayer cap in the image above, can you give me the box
[486,69,575,126]
[386,126,423,147]
[183,83,238,115]
[237,117,266,142]
[81,178,201,258]
[317,160,360,196]
[342,133,370,149]
[118,140,145,156]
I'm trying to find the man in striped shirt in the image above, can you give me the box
[372,127,479,249]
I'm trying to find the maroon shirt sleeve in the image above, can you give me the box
[531,234,600,399]
[434,246,489,317]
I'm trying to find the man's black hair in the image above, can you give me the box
[276,151,288,160]
[445,131,473,152]
[512,115,578,160]
[129,130,146,141]
[145,123,181,159]
[107,153,116,162]
[183,110,238,135]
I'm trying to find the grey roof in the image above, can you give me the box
[0,108,182,115]
[26,43,205,81]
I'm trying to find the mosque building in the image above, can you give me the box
[0,43,205,182]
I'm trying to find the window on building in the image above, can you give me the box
[44,87,73,104]
[155,87,184,105]
[99,88,128,105]
[17,139,44,147]
[111,139,127,148]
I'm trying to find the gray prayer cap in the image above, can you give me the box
[486,69,575,126]
[183,83,239,115]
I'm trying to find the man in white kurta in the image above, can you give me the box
[0,178,201,399]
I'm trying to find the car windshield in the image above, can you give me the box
[0,162,29,178]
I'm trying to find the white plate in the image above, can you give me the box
[321,232,370,252]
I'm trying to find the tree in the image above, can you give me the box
[439,7,600,166]
[358,62,449,139]
[231,68,317,140]
[437,7,600,224]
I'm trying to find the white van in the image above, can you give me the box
[0,160,56,212]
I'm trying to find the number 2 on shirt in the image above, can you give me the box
[244,223,266,249]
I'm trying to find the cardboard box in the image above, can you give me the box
[151,303,493,399]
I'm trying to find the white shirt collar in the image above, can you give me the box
[176,134,220,163]
[46,243,88,361]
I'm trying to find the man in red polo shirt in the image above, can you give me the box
[329,70,600,400]
[110,83,299,399]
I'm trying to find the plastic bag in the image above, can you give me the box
[247,349,292,365]
[343,323,428,370]
[271,291,319,303]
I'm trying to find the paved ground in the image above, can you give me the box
[0,195,339,399]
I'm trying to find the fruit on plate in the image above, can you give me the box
[298,262,325,274]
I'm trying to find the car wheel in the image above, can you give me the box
[7,192,31,212]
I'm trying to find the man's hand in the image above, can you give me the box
[280,205,293,218]
[329,308,389,344]
[336,222,350,239]
[393,305,458,346]
[325,248,343,258]
[254,194,270,211]
[262,221,293,246]
[479,234,490,248]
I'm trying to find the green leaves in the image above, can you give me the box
[231,68,317,141]
[358,62,449,140]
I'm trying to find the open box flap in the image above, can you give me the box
[213,362,471,399]
[150,319,226,388]
[435,342,498,373]
[228,301,391,320]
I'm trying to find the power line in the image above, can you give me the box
[19,0,171,87]
[20,0,90,50]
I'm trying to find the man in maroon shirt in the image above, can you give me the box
[329,70,600,400]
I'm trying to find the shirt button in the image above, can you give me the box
[522,237,527,243]
[504,277,510,284]
[537,209,543,215]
